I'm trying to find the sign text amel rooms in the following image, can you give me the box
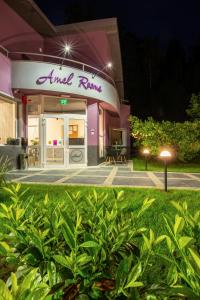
[36,69,102,93]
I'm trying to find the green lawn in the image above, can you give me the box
[1,184,199,236]
[133,157,200,172]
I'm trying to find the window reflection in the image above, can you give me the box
[68,119,85,145]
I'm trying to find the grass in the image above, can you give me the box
[133,157,200,173]
[1,184,199,236]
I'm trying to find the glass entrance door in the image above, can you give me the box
[41,114,87,168]
[68,118,86,167]
[44,116,65,166]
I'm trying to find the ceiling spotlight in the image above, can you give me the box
[64,44,71,54]
[107,62,113,69]
[60,44,72,70]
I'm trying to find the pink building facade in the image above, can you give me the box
[0,0,130,168]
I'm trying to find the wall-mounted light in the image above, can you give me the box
[60,43,72,70]
[64,44,71,55]
[106,62,113,69]
[92,62,113,78]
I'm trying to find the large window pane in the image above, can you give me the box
[111,129,123,145]
[0,99,16,144]
[28,117,39,146]
[28,116,40,167]
[44,97,86,114]
[27,96,41,115]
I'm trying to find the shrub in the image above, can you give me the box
[6,138,20,145]
[0,185,200,299]
[129,116,200,161]
[0,156,11,188]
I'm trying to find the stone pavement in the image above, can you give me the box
[6,163,200,190]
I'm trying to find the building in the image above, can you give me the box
[0,0,130,168]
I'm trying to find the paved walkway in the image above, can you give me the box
[6,163,200,190]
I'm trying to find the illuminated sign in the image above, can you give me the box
[36,70,102,93]
[59,99,68,105]
[12,61,120,112]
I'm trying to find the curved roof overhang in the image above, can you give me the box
[11,60,120,114]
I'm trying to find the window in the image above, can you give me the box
[44,97,86,114]
[0,98,16,144]
[27,95,87,115]
[28,116,39,146]
[69,125,78,137]
[111,129,127,146]
[68,119,85,145]
[27,96,41,115]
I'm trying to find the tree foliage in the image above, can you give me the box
[186,93,200,120]
[129,116,200,161]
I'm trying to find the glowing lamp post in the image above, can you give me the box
[159,150,172,192]
[142,149,150,171]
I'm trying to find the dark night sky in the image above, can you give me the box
[35,0,200,48]
[34,0,200,120]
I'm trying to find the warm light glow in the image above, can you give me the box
[143,149,150,155]
[64,44,71,54]
[107,62,113,69]
[160,150,172,158]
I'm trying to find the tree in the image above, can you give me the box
[186,93,200,120]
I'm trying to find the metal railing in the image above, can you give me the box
[0,45,9,57]
[0,45,115,86]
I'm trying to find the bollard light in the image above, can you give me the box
[142,148,150,171]
[159,150,172,192]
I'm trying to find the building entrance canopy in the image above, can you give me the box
[12,61,120,113]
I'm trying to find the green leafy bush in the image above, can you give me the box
[0,269,50,300]
[0,156,11,188]
[129,116,200,161]
[0,185,200,299]
[6,138,20,145]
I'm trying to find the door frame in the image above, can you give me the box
[40,113,87,168]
